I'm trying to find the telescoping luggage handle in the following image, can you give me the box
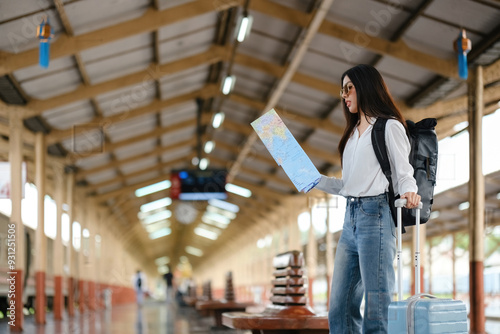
[395,199,423,301]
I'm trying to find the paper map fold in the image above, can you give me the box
[251,109,320,193]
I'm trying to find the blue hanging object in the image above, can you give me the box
[454,29,472,80]
[39,41,50,68]
[37,17,53,68]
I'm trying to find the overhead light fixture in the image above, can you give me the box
[201,215,229,229]
[226,183,252,198]
[149,227,171,240]
[206,205,236,219]
[140,197,172,213]
[236,14,253,43]
[155,256,170,266]
[135,180,171,197]
[202,211,230,226]
[185,246,203,257]
[212,112,225,129]
[144,220,170,233]
[221,75,236,95]
[82,229,90,238]
[192,157,199,166]
[204,141,215,154]
[199,158,209,170]
[208,199,240,213]
[458,201,470,211]
[157,265,169,274]
[194,226,219,240]
[142,210,172,224]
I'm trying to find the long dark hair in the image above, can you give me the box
[337,64,406,160]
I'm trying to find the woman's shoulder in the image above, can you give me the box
[385,118,405,132]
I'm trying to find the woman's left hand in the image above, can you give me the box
[400,192,421,209]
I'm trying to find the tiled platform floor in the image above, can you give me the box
[0,301,251,334]
[0,301,498,333]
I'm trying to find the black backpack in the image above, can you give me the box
[371,118,438,233]
[137,276,142,289]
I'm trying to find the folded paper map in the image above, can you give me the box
[251,108,321,193]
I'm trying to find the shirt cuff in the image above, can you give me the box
[314,175,342,195]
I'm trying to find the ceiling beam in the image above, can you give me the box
[94,172,173,203]
[250,0,458,79]
[234,53,340,96]
[213,139,276,167]
[76,138,197,180]
[228,0,337,185]
[211,156,291,188]
[0,0,242,76]
[403,84,500,121]
[222,118,341,166]
[484,58,500,85]
[229,93,344,135]
[46,84,217,145]
[436,102,498,139]
[85,153,194,192]
[26,46,228,115]
[90,158,284,203]
[70,118,196,159]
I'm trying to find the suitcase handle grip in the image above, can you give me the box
[407,293,437,301]
[395,198,423,209]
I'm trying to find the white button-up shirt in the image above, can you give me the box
[315,118,417,197]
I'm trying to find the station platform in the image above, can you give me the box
[0,301,251,334]
[0,299,499,333]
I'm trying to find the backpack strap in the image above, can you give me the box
[371,118,405,232]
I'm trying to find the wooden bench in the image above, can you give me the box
[196,271,255,328]
[222,250,329,333]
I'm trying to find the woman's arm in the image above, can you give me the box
[385,120,420,208]
[314,175,343,195]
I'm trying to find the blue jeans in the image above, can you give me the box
[328,193,396,334]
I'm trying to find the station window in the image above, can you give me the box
[72,222,81,250]
[44,195,57,239]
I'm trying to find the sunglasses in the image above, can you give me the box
[340,82,354,98]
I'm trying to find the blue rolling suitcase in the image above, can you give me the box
[388,199,468,334]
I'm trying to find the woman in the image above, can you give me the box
[314,64,420,333]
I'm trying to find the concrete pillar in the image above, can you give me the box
[34,131,46,324]
[53,163,65,320]
[468,65,486,334]
[87,202,97,311]
[78,194,86,313]
[95,208,104,309]
[307,207,317,307]
[66,172,75,316]
[9,110,25,331]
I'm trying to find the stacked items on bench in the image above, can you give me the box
[191,280,216,317]
[183,281,201,307]
[222,250,329,334]
[196,271,255,329]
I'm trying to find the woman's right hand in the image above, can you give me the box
[400,192,421,209]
